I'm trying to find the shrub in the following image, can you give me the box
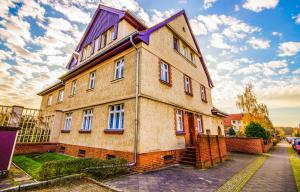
[39,158,128,180]
[228,127,236,136]
[245,122,270,141]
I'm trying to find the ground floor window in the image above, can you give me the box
[176,110,184,132]
[64,112,72,131]
[82,109,93,130]
[197,115,203,134]
[108,104,124,129]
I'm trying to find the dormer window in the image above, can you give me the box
[109,27,115,42]
[101,27,116,48]
[95,37,100,51]
[82,44,92,61]
[102,32,108,48]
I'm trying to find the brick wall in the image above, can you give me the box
[195,135,227,169]
[225,137,272,154]
[264,141,273,153]
[14,143,58,155]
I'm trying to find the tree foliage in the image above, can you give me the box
[228,127,236,136]
[236,84,274,132]
[245,122,270,141]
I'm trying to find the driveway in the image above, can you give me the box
[105,153,258,192]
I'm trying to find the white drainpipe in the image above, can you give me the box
[128,35,139,166]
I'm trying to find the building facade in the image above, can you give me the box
[223,114,244,135]
[38,5,227,170]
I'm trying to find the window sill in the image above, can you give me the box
[176,131,185,136]
[159,79,172,87]
[86,88,94,92]
[104,129,124,134]
[61,130,70,133]
[201,99,208,103]
[111,77,124,84]
[185,92,193,97]
[79,130,92,134]
[69,95,75,98]
[57,101,63,104]
[78,154,85,157]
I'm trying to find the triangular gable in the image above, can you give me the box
[137,10,214,88]
[66,5,146,70]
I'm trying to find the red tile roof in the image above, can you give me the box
[223,114,243,127]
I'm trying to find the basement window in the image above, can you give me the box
[59,146,65,154]
[164,155,174,163]
[78,149,86,157]
[106,154,116,160]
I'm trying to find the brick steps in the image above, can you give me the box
[179,146,196,166]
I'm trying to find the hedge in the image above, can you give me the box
[39,158,128,180]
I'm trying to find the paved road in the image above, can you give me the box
[242,141,297,192]
[105,153,258,192]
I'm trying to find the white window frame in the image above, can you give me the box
[197,115,203,134]
[182,46,187,57]
[108,104,124,130]
[190,52,195,63]
[95,37,100,51]
[82,109,93,130]
[88,71,96,89]
[184,76,191,94]
[58,89,64,103]
[64,112,72,131]
[115,59,124,80]
[176,110,184,132]
[47,95,52,106]
[200,84,207,101]
[160,63,169,82]
[71,80,76,96]
[109,27,115,42]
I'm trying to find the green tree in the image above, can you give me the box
[245,121,270,141]
[228,127,236,136]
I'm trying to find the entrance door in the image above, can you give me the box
[187,112,195,146]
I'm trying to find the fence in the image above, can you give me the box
[225,137,273,154]
[0,105,55,143]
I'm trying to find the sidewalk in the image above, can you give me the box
[241,141,297,192]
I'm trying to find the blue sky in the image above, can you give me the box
[0,0,299,127]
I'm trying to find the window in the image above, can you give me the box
[95,37,100,51]
[71,80,76,96]
[88,71,96,89]
[197,115,203,134]
[82,44,92,60]
[106,154,116,160]
[102,31,108,48]
[82,109,93,130]
[78,149,86,157]
[218,126,222,135]
[47,95,52,106]
[184,76,192,95]
[59,146,65,154]
[173,37,179,51]
[160,62,169,83]
[115,59,124,80]
[206,129,211,135]
[108,104,124,130]
[109,27,115,42]
[190,52,195,63]
[176,110,184,132]
[57,89,64,103]
[200,84,207,102]
[182,45,187,57]
[64,112,72,131]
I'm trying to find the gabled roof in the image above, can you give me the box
[223,114,243,126]
[211,107,228,118]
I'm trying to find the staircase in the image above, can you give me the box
[179,146,196,166]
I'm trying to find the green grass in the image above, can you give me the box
[13,153,74,179]
[288,147,300,191]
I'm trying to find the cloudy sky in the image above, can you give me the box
[0,0,300,127]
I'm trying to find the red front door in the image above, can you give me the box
[187,112,195,146]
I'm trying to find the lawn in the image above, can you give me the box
[288,147,300,191]
[13,153,74,179]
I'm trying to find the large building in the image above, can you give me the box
[223,114,244,134]
[38,5,227,170]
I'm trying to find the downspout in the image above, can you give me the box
[128,35,139,166]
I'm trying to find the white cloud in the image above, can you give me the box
[47,17,73,32]
[0,50,13,61]
[242,0,279,12]
[293,68,300,74]
[210,33,232,49]
[234,5,240,11]
[18,0,45,21]
[203,0,217,9]
[293,14,300,24]
[178,0,187,4]
[247,37,270,49]
[278,42,300,57]
[272,31,282,38]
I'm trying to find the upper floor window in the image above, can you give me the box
[108,27,115,42]
[95,37,100,51]
[190,52,195,64]
[160,62,170,83]
[88,71,96,89]
[102,32,108,48]
[47,95,52,106]
[64,112,72,131]
[57,90,64,103]
[82,44,92,60]
[200,84,207,102]
[197,115,203,134]
[71,80,76,96]
[182,45,187,57]
[173,37,179,51]
[82,109,93,130]
[184,75,192,95]
[115,59,124,80]
[176,110,184,132]
[108,104,124,130]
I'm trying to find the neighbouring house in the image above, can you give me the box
[223,113,244,135]
[37,5,227,171]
